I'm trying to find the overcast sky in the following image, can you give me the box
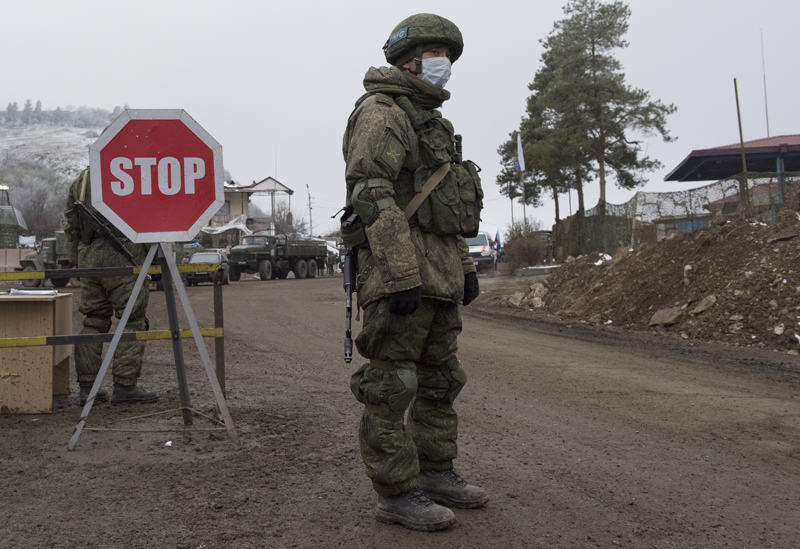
[2,0,799,238]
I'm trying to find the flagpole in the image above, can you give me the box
[516,133,525,228]
[521,172,527,226]
[509,182,514,224]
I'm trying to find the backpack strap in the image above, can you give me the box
[404,163,450,220]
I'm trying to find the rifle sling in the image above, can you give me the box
[77,170,95,244]
[403,162,450,221]
[79,169,89,201]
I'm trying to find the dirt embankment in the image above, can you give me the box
[497,210,800,354]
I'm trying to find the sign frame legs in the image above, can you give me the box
[69,242,238,450]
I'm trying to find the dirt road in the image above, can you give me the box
[1,274,799,548]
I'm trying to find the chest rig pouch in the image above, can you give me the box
[399,99,483,238]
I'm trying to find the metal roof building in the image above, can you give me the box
[665,135,800,182]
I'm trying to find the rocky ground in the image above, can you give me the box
[496,210,800,356]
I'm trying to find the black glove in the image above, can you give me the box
[462,272,479,306]
[388,286,422,316]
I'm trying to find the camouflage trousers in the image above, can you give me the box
[75,274,149,386]
[351,297,466,496]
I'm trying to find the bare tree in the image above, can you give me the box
[272,200,308,236]
[0,159,69,239]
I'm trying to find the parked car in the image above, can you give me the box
[466,232,497,277]
[183,251,229,286]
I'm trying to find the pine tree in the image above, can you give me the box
[109,105,123,123]
[5,102,19,125]
[541,0,675,206]
[21,99,33,124]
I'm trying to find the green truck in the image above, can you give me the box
[227,233,327,281]
[15,231,78,288]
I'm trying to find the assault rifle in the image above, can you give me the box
[342,208,360,363]
[343,248,356,363]
[70,200,138,266]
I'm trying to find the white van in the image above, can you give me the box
[465,232,497,277]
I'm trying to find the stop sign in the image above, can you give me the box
[89,109,224,243]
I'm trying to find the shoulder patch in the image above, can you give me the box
[375,129,407,179]
[389,27,407,46]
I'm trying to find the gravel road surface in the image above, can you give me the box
[1,274,798,548]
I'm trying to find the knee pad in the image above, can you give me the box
[83,315,112,333]
[350,363,370,404]
[125,314,149,332]
[349,362,418,416]
[387,367,417,415]
[443,359,467,403]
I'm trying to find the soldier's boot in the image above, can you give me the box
[417,469,489,509]
[375,487,456,532]
[111,383,158,405]
[79,382,109,406]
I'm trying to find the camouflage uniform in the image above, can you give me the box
[344,65,482,496]
[64,167,150,386]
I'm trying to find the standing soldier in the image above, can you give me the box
[64,167,158,406]
[342,13,486,531]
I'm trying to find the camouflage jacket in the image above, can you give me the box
[64,167,147,268]
[342,66,477,309]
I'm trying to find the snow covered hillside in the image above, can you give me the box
[0,125,102,179]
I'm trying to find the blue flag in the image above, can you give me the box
[495,231,502,252]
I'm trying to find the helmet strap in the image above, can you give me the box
[411,44,424,75]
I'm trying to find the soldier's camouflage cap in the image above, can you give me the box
[383,13,464,67]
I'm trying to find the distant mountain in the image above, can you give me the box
[0,125,103,179]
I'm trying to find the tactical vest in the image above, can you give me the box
[345,93,483,245]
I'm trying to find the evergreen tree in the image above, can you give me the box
[33,100,43,123]
[21,99,33,124]
[109,105,123,123]
[5,102,18,125]
[540,0,676,206]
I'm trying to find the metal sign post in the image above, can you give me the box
[159,245,193,426]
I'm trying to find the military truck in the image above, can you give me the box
[16,231,78,288]
[227,233,327,281]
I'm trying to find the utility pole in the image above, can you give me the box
[306,184,313,237]
[760,29,770,137]
[734,78,750,213]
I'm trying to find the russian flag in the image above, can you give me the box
[495,231,502,252]
[516,133,525,176]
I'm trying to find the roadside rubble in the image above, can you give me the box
[498,210,800,354]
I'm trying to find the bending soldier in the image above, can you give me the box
[342,13,487,531]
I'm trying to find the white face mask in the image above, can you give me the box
[419,57,452,88]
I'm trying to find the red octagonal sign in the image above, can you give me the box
[89,109,223,243]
